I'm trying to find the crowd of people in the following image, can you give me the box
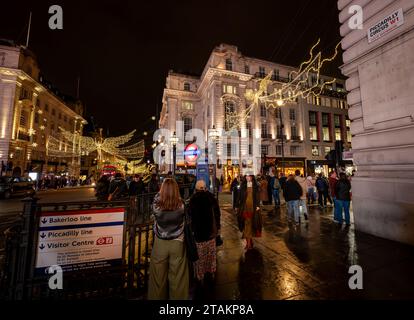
[92,168,352,300]
[229,169,353,227]
[35,175,88,190]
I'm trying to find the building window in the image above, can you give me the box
[225,58,233,71]
[58,112,62,120]
[273,69,279,81]
[184,82,190,91]
[322,113,329,126]
[309,126,318,141]
[290,146,299,156]
[20,110,27,127]
[259,66,266,77]
[248,144,252,155]
[45,104,49,112]
[246,123,252,137]
[183,117,192,133]
[335,128,341,141]
[312,145,319,156]
[276,145,282,155]
[323,127,330,142]
[309,111,317,125]
[334,115,341,127]
[261,145,268,155]
[261,123,268,137]
[346,119,351,127]
[289,108,296,121]
[245,65,250,74]
[51,123,55,131]
[291,126,297,138]
[223,84,236,95]
[260,105,267,117]
[182,101,193,110]
[63,115,67,122]
[34,113,39,124]
[324,146,331,155]
[347,130,352,143]
[51,108,56,116]
[276,109,282,119]
[277,125,282,137]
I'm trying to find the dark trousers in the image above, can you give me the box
[318,189,328,207]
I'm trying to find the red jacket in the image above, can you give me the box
[329,177,338,198]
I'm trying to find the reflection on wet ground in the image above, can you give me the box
[194,197,414,300]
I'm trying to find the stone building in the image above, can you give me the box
[158,44,352,179]
[0,40,87,178]
[338,0,414,245]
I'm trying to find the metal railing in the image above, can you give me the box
[0,184,194,300]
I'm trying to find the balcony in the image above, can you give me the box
[17,132,30,142]
[261,134,273,139]
[291,136,302,141]
[276,135,287,140]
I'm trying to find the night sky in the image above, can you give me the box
[1,0,343,138]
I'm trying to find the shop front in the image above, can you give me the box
[307,160,355,177]
[270,158,306,176]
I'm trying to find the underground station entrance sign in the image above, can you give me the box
[35,207,125,274]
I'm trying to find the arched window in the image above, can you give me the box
[225,58,232,71]
[184,82,190,91]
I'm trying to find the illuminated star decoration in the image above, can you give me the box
[40,125,45,130]
[225,39,340,131]
[28,128,36,136]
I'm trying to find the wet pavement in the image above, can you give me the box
[194,193,414,300]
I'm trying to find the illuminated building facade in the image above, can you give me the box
[159,44,352,178]
[0,40,87,178]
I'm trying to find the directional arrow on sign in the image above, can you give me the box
[41,218,47,224]
[39,243,45,250]
[40,233,46,239]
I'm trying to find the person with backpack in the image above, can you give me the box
[316,173,329,209]
[284,174,303,225]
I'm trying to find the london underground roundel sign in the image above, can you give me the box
[184,143,200,163]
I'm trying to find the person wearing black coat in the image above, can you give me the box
[284,175,303,225]
[335,172,352,225]
[95,175,110,201]
[188,180,221,281]
[129,174,145,196]
[108,173,128,200]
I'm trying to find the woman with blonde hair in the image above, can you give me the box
[148,178,189,300]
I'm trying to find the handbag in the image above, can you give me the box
[108,186,119,201]
[184,205,199,262]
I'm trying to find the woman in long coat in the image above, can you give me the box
[258,176,269,204]
[237,174,261,250]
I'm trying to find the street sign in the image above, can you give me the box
[35,207,125,274]
[343,151,353,160]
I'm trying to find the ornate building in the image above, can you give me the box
[158,44,352,179]
[0,40,87,178]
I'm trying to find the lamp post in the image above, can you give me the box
[277,99,285,176]
[209,125,220,194]
[170,131,178,175]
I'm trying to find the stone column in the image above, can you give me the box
[338,0,414,245]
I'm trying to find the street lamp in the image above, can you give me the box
[277,100,285,176]
[209,125,220,194]
[170,131,179,175]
